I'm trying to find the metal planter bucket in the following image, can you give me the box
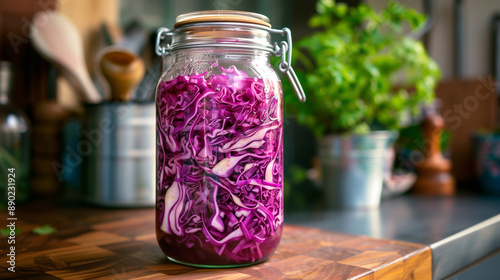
[318,131,398,209]
[82,102,155,207]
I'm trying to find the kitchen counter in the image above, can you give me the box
[286,193,500,279]
[0,199,431,279]
[2,193,499,279]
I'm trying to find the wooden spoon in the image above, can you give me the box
[30,11,102,103]
[99,47,145,101]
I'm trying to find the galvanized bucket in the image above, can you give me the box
[318,131,398,209]
[82,102,155,207]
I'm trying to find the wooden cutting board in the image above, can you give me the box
[0,201,431,279]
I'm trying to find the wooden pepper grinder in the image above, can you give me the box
[412,113,456,195]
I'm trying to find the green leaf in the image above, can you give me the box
[290,165,308,184]
[32,225,57,235]
[317,0,335,14]
[309,15,325,28]
[0,227,21,236]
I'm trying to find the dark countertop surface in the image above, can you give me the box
[0,198,432,279]
[4,191,499,279]
[286,193,500,279]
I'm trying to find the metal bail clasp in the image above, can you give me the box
[155,27,173,56]
[283,65,306,103]
[270,28,306,103]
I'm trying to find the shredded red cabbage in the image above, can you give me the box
[156,66,283,265]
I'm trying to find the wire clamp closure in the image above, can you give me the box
[270,28,306,103]
[155,27,173,56]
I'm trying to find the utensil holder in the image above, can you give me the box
[82,102,155,207]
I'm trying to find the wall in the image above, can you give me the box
[366,0,500,79]
[463,0,500,78]
[119,0,287,31]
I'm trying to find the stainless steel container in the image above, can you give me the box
[318,131,397,209]
[82,102,155,207]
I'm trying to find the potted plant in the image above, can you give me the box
[284,0,441,209]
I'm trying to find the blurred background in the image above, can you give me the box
[1,0,500,210]
[9,0,500,112]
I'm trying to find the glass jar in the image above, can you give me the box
[154,11,304,267]
[0,61,30,203]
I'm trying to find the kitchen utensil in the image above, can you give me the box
[30,11,101,103]
[121,20,149,55]
[99,47,145,101]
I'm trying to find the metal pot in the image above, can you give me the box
[318,131,398,209]
[82,102,155,207]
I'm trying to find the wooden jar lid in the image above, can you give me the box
[174,10,271,28]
